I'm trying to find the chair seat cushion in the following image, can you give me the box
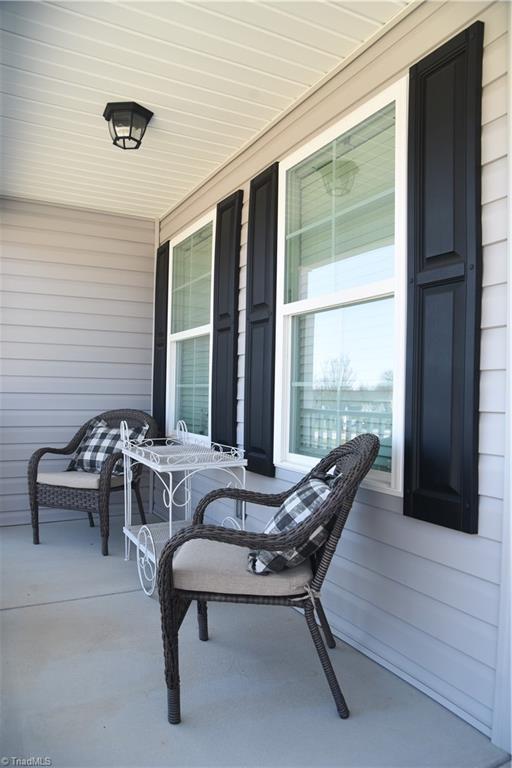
[37,471,124,490]
[172,538,312,597]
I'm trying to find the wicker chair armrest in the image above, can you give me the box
[28,443,78,482]
[27,423,92,499]
[192,487,288,525]
[98,451,124,494]
[30,444,72,459]
[29,420,90,467]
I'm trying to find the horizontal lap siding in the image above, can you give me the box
[478,12,508,572]
[159,1,508,737]
[0,198,155,525]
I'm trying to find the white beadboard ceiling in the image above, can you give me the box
[0,0,412,219]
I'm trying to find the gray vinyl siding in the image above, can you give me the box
[159,1,509,739]
[0,198,155,524]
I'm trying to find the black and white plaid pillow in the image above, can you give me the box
[68,419,148,475]
[247,475,334,574]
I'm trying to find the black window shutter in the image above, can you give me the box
[152,241,169,437]
[211,190,244,447]
[404,22,484,533]
[244,163,279,477]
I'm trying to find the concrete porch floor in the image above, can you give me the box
[1,515,510,768]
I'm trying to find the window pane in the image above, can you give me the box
[290,298,394,472]
[285,103,395,302]
[175,335,210,436]
[171,222,212,333]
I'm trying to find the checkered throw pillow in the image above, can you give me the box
[247,475,334,575]
[68,418,148,475]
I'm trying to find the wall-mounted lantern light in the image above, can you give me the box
[319,158,359,197]
[103,102,154,150]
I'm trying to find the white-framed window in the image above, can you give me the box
[166,210,216,439]
[274,79,408,495]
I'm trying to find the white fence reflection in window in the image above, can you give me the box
[290,298,394,474]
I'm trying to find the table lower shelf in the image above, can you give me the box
[124,520,191,563]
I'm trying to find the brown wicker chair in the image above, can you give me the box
[157,433,379,724]
[28,409,159,556]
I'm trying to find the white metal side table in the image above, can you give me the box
[121,421,247,595]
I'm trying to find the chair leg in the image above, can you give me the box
[315,598,336,649]
[167,684,181,725]
[161,596,191,724]
[197,600,208,641]
[87,512,95,528]
[99,494,110,557]
[133,482,147,525]
[31,498,40,545]
[304,602,349,719]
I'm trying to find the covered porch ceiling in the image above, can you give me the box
[0,0,414,220]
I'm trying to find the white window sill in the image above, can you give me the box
[274,460,403,499]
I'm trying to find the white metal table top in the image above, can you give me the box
[121,432,246,474]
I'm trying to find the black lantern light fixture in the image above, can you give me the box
[319,157,359,197]
[103,101,153,150]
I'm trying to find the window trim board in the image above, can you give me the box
[165,208,217,440]
[274,77,408,496]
